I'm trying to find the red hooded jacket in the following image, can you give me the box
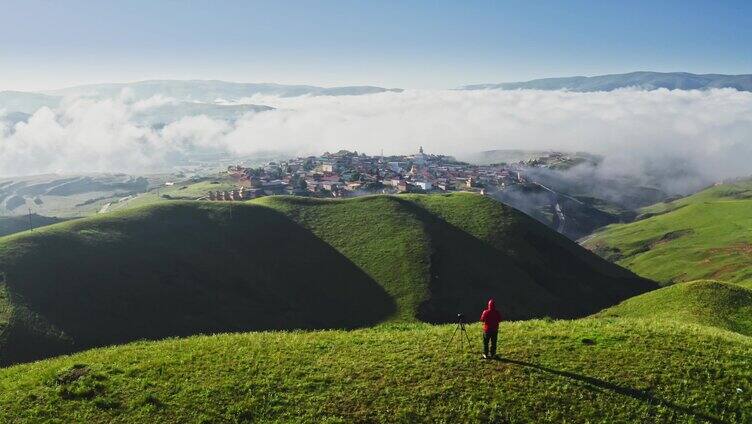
[480,299,502,333]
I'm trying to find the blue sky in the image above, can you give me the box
[1,0,751,90]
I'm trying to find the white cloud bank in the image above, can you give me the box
[1,88,752,194]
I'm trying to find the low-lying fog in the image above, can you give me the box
[2,87,751,196]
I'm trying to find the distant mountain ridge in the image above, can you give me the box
[42,80,403,102]
[0,80,403,125]
[131,102,274,127]
[462,71,752,92]
[0,91,59,114]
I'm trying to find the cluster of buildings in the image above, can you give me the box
[207,187,257,201]
[209,147,543,200]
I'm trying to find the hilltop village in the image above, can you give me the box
[203,147,575,201]
[205,148,581,201]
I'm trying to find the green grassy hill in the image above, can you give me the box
[0,214,68,238]
[596,280,752,336]
[582,180,752,286]
[0,193,653,365]
[105,178,241,213]
[0,318,749,423]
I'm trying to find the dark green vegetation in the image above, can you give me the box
[583,180,752,286]
[597,280,752,336]
[0,214,68,237]
[0,319,749,423]
[0,193,653,365]
[0,202,394,366]
[256,194,653,322]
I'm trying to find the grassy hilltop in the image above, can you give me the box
[597,280,752,336]
[582,180,752,287]
[0,318,749,423]
[0,193,653,365]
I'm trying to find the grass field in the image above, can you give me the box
[0,177,234,239]
[596,280,752,336]
[582,180,752,286]
[105,178,239,213]
[0,318,749,423]
[1,192,749,423]
[0,193,653,365]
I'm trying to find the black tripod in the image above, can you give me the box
[445,313,473,352]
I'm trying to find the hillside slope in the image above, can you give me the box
[0,202,396,365]
[582,180,752,286]
[491,183,633,240]
[0,214,68,237]
[255,194,653,322]
[596,280,752,336]
[0,319,749,423]
[0,194,653,365]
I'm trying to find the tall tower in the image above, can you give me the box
[419,146,424,154]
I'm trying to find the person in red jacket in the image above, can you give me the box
[479,298,502,359]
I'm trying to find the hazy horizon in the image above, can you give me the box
[3,70,752,94]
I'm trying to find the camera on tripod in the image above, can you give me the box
[446,312,472,352]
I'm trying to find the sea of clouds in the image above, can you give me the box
[1,88,751,194]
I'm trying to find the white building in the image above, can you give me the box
[415,181,432,191]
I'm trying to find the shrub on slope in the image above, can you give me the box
[597,280,752,336]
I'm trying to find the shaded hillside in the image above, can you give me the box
[0,194,653,365]
[582,180,752,286]
[256,194,654,323]
[0,203,395,365]
[0,319,749,423]
[0,214,68,237]
[596,280,752,336]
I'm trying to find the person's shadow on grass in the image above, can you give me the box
[492,356,724,424]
